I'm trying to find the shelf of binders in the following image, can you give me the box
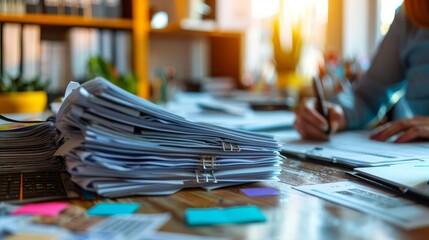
[0,14,133,30]
[0,14,241,37]
[149,22,244,89]
[0,0,150,99]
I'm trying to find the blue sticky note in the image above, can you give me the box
[186,205,266,226]
[87,202,140,216]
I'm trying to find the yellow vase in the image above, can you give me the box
[276,71,303,90]
[0,91,47,114]
[276,71,304,107]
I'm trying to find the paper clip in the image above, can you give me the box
[221,141,241,152]
[200,155,217,170]
[194,170,218,184]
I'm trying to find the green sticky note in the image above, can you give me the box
[186,205,266,226]
[87,202,140,216]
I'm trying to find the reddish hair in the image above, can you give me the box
[404,0,429,28]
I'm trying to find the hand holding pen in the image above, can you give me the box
[293,76,347,140]
[312,76,330,134]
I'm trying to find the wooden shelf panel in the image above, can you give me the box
[149,23,242,38]
[0,14,133,30]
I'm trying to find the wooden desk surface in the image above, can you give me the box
[70,158,429,240]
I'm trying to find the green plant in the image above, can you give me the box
[0,75,48,93]
[87,56,138,94]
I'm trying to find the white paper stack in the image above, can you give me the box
[0,120,60,173]
[55,78,283,197]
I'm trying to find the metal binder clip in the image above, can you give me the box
[194,170,218,183]
[200,155,217,170]
[221,141,241,152]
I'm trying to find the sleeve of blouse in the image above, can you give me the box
[331,9,406,129]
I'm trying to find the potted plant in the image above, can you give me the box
[87,56,138,95]
[0,76,48,114]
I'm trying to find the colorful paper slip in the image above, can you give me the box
[11,202,70,216]
[186,205,266,226]
[5,233,58,240]
[240,187,279,197]
[87,202,141,216]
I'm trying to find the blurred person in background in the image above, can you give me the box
[294,0,429,143]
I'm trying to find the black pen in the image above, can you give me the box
[312,76,330,134]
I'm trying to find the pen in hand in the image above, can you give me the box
[312,76,330,134]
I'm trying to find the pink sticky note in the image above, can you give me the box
[12,202,70,216]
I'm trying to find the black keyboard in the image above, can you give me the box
[0,172,68,202]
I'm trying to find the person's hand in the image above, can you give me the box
[294,98,347,140]
[370,117,429,143]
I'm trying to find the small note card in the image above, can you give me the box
[4,233,58,240]
[87,202,140,216]
[11,202,70,216]
[186,205,266,226]
[240,187,279,197]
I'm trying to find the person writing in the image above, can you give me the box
[294,0,429,143]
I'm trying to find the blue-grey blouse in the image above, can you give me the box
[332,8,429,129]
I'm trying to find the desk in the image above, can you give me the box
[70,157,429,240]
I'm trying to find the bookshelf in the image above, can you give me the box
[0,0,244,98]
[0,0,149,98]
[149,23,243,89]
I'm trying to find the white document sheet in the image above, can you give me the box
[88,214,171,239]
[295,181,429,229]
[165,92,295,132]
[142,231,229,240]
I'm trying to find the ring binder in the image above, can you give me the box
[200,155,217,170]
[222,141,241,152]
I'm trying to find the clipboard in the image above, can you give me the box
[280,130,429,167]
[352,163,429,202]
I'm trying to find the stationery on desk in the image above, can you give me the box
[165,92,295,132]
[191,108,295,132]
[295,181,429,229]
[351,163,429,201]
[197,101,247,116]
[280,130,429,167]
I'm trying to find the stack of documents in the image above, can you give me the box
[55,78,282,197]
[0,120,60,173]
